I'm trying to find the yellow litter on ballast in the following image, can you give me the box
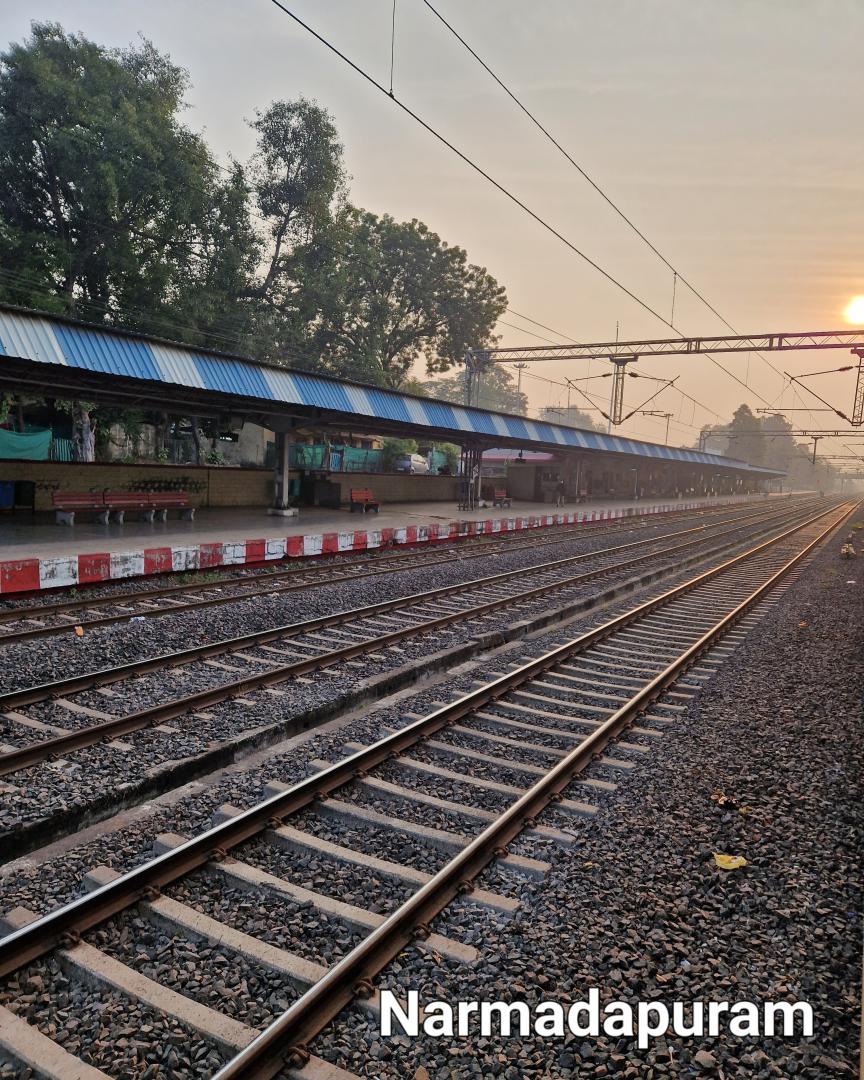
[713,853,748,871]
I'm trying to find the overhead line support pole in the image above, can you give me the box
[608,356,638,430]
[852,349,864,427]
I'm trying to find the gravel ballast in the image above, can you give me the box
[0,503,815,847]
[310,513,862,1078]
[0,506,857,1079]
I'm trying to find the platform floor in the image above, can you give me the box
[0,495,755,563]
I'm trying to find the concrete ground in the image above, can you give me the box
[0,494,760,562]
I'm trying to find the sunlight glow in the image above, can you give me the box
[844,296,864,324]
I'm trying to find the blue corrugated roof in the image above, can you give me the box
[365,387,413,424]
[192,353,272,399]
[0,305,784,476]
[54,324,162,381]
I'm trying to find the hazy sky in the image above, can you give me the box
[2,1,862,449]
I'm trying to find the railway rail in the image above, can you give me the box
[0,499,853,1080]
[0,499,784,643]
[0,497,822,778]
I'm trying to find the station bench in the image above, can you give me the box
[52,490,194,525]
[492,488,512,508]
[348,488,380,513]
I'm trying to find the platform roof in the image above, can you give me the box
[0,305,782,476]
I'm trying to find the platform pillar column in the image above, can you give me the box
[270,429,297,516]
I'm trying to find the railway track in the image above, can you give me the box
[0,499,853,1079]
[0,497,821,780]
[0,499,780,644]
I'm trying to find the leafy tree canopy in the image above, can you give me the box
[0,22,507,389]
[697,405,838,489]
[537,404,603,432]
[295,210,507,387]
[0,22,257,344]
[424,363,526,415]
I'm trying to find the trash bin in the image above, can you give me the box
[312,479,341,509]
[13,480,36,512]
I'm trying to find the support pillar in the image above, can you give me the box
[269,429,299,517]
[458,444,483,511]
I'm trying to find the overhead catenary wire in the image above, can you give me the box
[505,308,581,344]
[264,0,782,414]
[784,371,850,421]
[418,0,791,397]
[497,320,565,346]
[510,356,723,428]
[14,6,829,430]
[13,24,779,423]
[389,0,397,96]
[8,104,593,391]
[263,5,677,329]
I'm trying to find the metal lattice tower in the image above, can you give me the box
[608,357,637,428]
[852,349,864,427]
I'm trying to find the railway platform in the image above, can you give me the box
[0,492,761,595]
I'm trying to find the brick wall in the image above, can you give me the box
[332,472,459,503]
[0,461,272,510]
[0,461,458,510]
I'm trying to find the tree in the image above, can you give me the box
[0,24,510,398]
[301,210,507,387]
[381,437,417,470]
[424,365,527,415]
[695,406,842,490]
[247,98,346,314]
[538,404,603,432]
[0,23,255,344]
[725,404,765,466]
[55,399,97,461]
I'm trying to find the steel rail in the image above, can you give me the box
[0,500,852,982]
[0,494,812,708]
[0,500,818,775]
[0,509,649,623]
[0,501,799,715]
[0,521,569,631]
[0,501,759,640]
[211,498,857,1079]
[0,505,686,623]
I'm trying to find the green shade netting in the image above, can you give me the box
[0,427,52,460]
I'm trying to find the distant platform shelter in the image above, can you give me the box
[0,304,784,508]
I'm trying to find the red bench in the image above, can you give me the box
[492,488,512,508]
[154,491,194,522]
[102,491,152,522]
[349,488,380,513]
[53,491,110,525]
[53,490,194,525]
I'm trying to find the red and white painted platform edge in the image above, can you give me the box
[0,497,748,595]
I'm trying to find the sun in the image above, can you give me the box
[844,295,864,324]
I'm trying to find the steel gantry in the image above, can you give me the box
[466,329,864,427]
[698,428,864,464]
[470,329,864,364]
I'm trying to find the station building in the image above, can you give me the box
[0,304,782,516]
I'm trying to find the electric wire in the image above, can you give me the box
[504,308,580,344]
[418,0,790,395]
[264,0,779,412]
